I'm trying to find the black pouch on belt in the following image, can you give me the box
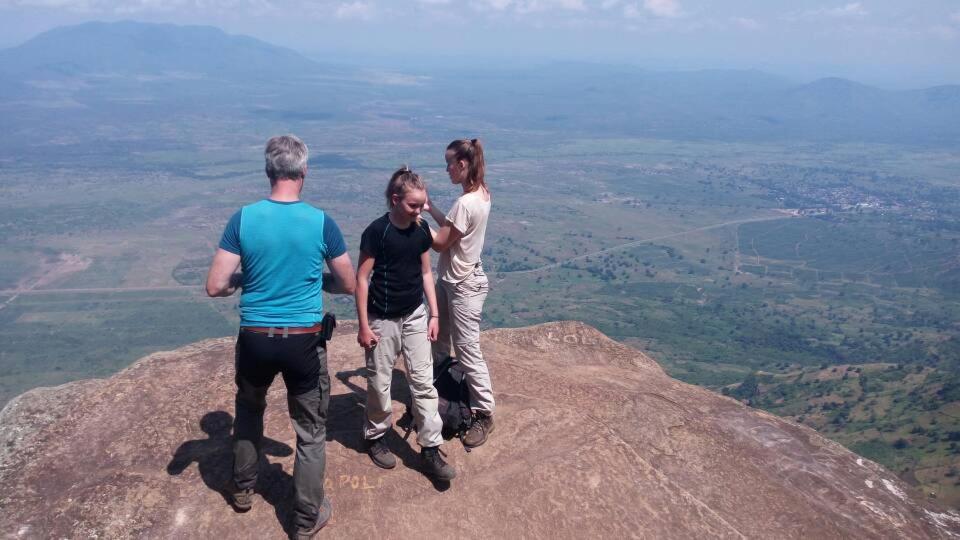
[320,313,337,340]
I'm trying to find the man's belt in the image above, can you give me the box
[242,324,323,336]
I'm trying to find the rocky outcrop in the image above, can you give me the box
[2,321,959,538]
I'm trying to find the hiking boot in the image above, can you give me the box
[421,446,457,481]
[294,497,332,539]
[229,485,254,512]
[364,436,397,469]
[463,412,494,449]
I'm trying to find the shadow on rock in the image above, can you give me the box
[166,411,297,532]
[331,367,414,451]
[328,368,370,454]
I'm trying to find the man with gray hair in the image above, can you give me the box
[206,134,356,538]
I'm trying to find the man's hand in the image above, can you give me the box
[428,317,439,342]
[358,325,380,349]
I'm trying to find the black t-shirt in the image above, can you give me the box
[360,213,432,318]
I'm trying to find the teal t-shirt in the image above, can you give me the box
[219,199,347,327]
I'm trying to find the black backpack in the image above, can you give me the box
[399,356,474,448]
[433,356,473,442]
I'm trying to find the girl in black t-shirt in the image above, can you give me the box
[354,167,454,480]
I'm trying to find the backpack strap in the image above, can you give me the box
[433,355,456,384]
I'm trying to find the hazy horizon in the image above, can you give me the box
[1,0,958,90]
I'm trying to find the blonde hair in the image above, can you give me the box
[385,165,427,223]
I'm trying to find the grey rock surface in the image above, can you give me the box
[1,321,959,539]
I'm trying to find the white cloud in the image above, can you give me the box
[416,0,451,4]
[335,1,374,20]
[643,0,679,18]
[600,0,620,9]
[951,11,960,24]
[470,0,584,14]
[730,16,760,30]
[474,0,512,10]
[520,0,585,13]
[556,0,584,10]
[623,3,640,19]
[788,2,868,21]
[825,2,866,17]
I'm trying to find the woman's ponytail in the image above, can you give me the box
[447,138,487,193]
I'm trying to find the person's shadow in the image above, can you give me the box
[166,411,298,533]
[332,367,451,491]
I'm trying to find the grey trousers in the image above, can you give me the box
[433,266,495,415]
[233,330,329,530]
[364,304,443,447]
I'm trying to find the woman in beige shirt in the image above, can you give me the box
[425,138,495,449]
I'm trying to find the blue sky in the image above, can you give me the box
[1,0,958,87]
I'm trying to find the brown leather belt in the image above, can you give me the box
[242,324,323,336]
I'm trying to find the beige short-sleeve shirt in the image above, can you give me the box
[438,190,491,283]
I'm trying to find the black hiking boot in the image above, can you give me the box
[364,436,397,469]
[294,497,332,539]
[463,412,494,449]
[229,484,254,512]
[421,446,457,481]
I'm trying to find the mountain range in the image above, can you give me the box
[0,20,957,145]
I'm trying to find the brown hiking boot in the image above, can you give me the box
[421,446,457,481]
[364,436,397,469]
[463,412,494,448]
[294,497,332,539]
[229,485,254,512]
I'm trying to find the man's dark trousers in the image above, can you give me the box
[232,329,330,530]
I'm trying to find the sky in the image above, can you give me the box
[0,0,958,88]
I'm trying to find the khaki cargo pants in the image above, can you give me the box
[433,265,495,415]
[363,304,443,447]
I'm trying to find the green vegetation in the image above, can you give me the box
[733,363,960,507]
[0,289,234,405]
